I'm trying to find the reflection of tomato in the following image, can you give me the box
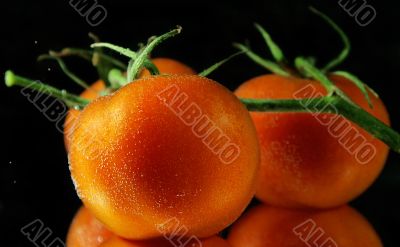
[64,58,196,152]
[69,75,259,239]
[235,74,390,208]
[228,205,382,247]
[66,206,113,247]
[99,235,231,247]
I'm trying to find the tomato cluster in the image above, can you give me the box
[63,57,384,246]
[6,14,393,246]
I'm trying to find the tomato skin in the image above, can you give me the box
[99,235,231,247]
[66,206,113,247]
[64,80,106,152]
[69,75,259,239]
[227,205,382,247]
[64,58,196,151]
[235,74,389,208]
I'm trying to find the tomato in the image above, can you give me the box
[227,204,382,247]
[66,206,113,247]
[69,75,259,239]
[99,235,231,247]
[234,74,389,208]
[64,58,196,151]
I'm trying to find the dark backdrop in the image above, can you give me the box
[1,0,400,246]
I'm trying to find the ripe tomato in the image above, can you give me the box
[69,75,259,239]
[99,235,231,247]
[227,205,382,247]
[235,74,389,208]
[64,58,196,151]
[66,206,113,247]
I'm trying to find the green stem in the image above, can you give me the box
[91,43,138,59]
[254,23,285,63]
[234,43,290,76]
[295,57,353,103]
[332,70,373,108]
[309,7,351,72]
[108,69,126,88]
[56,48,127,70]
[241,96,400,153]
[198,51,244,77]
[127,26,182,82]
[5,70,90,108]
[90,43,159,82]
[38,52,91,89]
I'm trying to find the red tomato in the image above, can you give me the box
[235,74,389,208]
[69,75,259,239]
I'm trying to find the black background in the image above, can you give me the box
[1,0,400,246]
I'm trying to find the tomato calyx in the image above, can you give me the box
[92,26,182,84]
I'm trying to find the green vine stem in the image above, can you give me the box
[333,70,373,107]
[38,52,91,89]
[309,7,351,73]
[240,96,400,153]
[54,48,127,70]
[126,26,182,82]
[5,71,90,109]
[91,26,182,83]
[234,43,290,76]
[295,57,353,103]
[254,23,286,63]
[198,51,244,77]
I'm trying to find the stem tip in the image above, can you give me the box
[5,70,16,87]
